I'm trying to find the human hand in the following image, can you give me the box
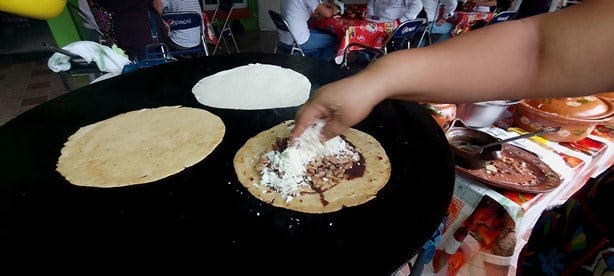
[290,78,381,143]
[361,10,368,19]
[330,4,340,15]
[164,21,170,34]
[152,0,164,14]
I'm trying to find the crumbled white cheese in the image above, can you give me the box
[485,164,498,174]
[259,120,358,201]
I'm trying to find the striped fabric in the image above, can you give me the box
[163,0,203,48]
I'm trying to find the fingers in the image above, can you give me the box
[289,119,311,146]
[320,119,348,141]
[290,104,327,144]
[291,102,350,144]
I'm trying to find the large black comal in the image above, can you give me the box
[0,53,455,275]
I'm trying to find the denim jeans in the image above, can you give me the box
[300,29,338,61]
[419,21,455,47]
[278,29,336,61]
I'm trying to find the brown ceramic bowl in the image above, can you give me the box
[523,96,613,119]
[514,97,614,142]
[597,92,614,102]
[445,120,503,169]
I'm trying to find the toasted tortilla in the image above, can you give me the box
[57,106,225,187]
[233,120,391,214]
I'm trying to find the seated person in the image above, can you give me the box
[161,0,205,54]
[279,0,339,62]
[470,0,497,12]
[368,0,424,52]
[366,0,424,23]
[468,0,514,30]
[468,0,513,13]
[88,0,169,61]
[420,0,457,46]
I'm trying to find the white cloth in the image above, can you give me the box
[422,0,457,22]
[280,0,320,45]
[162,0,203,48]
[47,41,132,74]
[367,0,424,22]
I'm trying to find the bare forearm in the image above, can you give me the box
[362,20,542,104]
[290,0,614,140]
[152,0,164,14]
[349,0,614,104]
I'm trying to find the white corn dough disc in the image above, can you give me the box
[191,63,311,110]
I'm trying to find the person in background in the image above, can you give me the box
[161,0,204,52]
[366,0,424,23]
[279,0,340,62]
[88,0,168,60]
[290,0,614,142]
[468,0,513,13]
[467,0,513,30]
[359,0,423,57]
[420,0,457,46]
[469,0,497,12]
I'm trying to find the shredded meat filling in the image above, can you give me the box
[486,156,538,186]
[257,137,360,192]
[306,154,356,191]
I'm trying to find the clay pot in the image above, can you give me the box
[445,120,502,169]
[597,92,614,102]
[422,103,457,131]
[514,97,614,142]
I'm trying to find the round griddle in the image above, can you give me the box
[0,53,454,275]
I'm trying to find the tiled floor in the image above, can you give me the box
[0,58,73,126]
[0,13,278,126]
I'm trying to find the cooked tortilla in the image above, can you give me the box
[57,106,225,187]
[233,120,391,214]
[191,63,311,110]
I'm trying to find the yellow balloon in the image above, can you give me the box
[0,0,67,20]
